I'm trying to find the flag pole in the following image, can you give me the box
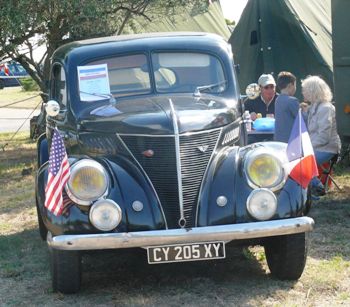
[298,109,303,210]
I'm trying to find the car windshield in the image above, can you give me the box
[79,52,226,103]
[84,54,152,100]
[152,52,227,94]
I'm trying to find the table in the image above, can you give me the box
[247,130,274,144]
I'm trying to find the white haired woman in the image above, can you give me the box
[302,75,341,195]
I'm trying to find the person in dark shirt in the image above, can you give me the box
[245,73,278,120]
[274,71,299,143]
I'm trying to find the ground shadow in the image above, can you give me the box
[77,245,298,306]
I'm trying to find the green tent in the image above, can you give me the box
[332,0,350,140]
[228,0,332,99]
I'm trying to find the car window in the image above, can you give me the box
[6,63,27,75]
[88,54,151,98]
[152,52,227,94]
[50,64,67,107]
[9,63,26,74]
[15,64,27,73]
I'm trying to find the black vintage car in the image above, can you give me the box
[35,32,314,293]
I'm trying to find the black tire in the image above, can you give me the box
[35,196,48,240]
[264,232,308,280]
[49,247,82,294]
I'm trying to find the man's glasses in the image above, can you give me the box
[263,85,275,90]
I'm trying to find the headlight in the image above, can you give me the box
[89,199,122,231]
[247,188,277,220]
[244,148,286,191]
[66,159,109,206]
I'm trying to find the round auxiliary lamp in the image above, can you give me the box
[245,83,261,100]
[45,100,60,117]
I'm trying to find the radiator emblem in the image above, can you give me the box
[142,149,154,157]
[197,145,209,153]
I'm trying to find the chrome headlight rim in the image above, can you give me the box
[89,199,122,231]
[244,148,287,192]
[246,188,277,221]
[65,158,109,206]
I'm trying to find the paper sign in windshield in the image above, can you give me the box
[78,64,111,101]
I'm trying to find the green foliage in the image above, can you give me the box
[20,77,40,92]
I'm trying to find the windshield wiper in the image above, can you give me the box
[193,80,227,97]
[79,91,116,104]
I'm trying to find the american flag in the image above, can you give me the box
[45,129,70,216]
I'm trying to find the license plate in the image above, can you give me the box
[147,241,226,264]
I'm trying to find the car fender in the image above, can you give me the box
[197,144,308,226]
[36,156,166,236]
[37,133,49,167]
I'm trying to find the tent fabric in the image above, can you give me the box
[229,0,332,98]
[332,0,350,138]
[124,1,231,40]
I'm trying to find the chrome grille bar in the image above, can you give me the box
[168,99,185,227]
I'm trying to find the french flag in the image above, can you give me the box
[286,109,318,188]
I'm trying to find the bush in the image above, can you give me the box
[20,77,40,91]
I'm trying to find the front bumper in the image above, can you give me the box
[48,216,314,250]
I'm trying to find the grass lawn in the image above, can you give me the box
[0,132,349,306]
[0,87,42,109]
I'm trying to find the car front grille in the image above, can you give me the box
[120,129,220,228]
[179,130,220,227]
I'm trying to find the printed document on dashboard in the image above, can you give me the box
[77,64,111,101]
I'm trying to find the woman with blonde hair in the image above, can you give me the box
[302,75,341,195]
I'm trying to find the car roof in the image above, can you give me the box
[52,32,228,65]
[75,32,221,45]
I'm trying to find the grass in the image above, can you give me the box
[0,86,42,109]
[0,132,349,306]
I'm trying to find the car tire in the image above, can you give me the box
[49,247,82,294]
[35,197,48,241]
[264,232,308,280]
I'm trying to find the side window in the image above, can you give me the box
[50,64,67,107]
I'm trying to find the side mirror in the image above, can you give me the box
[245,83,260,100]
[45,100,60,117]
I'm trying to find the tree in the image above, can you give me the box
[0,0,208,93]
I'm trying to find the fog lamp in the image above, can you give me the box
[89,199,122,231]
[246,188,277,220]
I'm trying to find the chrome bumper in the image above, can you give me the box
[47,217,314,250]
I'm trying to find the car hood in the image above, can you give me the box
[78,95,239,135]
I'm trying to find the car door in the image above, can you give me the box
[47,63,78,153]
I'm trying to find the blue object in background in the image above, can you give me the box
[253,117,275,132]
[0,61,29,89]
